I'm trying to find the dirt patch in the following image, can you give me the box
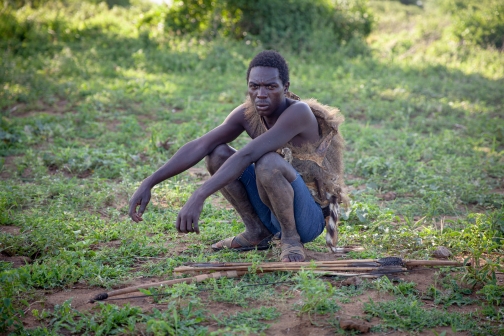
[11,99,73,118]
[91,240,122,250]
[50,277,166,309]
[265,300,327,335]
[48,166,93,179]
[490,188,504,195]
[104,119,121,132]
[77,169,93,179]
[0,225,21,235]
[305,250,363,261]
[261,283,398,336]
[187,167,210,181]
[0,255,32,268]
[208,194,234,210]
[0,155,20,179]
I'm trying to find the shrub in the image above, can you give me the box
[161,0,373,51]
[447,0,504,49]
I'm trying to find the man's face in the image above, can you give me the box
[248,66,289,117]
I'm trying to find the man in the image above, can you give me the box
[129,50,346,262]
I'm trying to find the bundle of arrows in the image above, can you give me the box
[89,257,463,302]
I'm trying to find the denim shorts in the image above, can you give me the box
[238,164,325,244]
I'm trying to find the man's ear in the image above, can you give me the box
[284,81,290,93]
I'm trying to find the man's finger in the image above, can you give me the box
[176,214,181,232]
[128,200,136,218]
[192,213,200,234]
[180,218,189,233]
[138,197,149,215]
[187,217,194,232]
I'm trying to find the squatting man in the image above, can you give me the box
[129,51,347,262]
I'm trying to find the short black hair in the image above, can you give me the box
[246,50,289,85]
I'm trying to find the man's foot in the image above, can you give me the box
[280,239,305,262]
[212,233,273,251]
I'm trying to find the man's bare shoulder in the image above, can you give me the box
[223,103,248,125]
[281,100,314,121]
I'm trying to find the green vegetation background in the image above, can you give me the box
[0,0,503,334]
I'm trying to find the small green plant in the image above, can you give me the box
[477,284,504,322]
[213,307,280,334]
[425,284,474,307]
[373,276,418,297]
[144,300,207,335]
[364,297,486,333]
[208,276,274,307]
[0,269,29,333]
[31,300,142,335]
[294,270,340,317]
[139,282,199,304]
[477,284,504,306]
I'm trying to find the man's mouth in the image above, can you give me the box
[256,102,269,111]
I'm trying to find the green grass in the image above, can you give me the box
[1,0,503,334]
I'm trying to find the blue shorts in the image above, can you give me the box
[238,164,325,244]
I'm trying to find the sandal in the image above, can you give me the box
[280,240,306,262]
[211,233,273,252]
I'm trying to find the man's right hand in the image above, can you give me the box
[128,184,151,222]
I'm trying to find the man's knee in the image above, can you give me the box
[256,152,295,184]
[205,144,234,175]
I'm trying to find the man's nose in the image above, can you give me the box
[258,86,267,98]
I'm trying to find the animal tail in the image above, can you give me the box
[325,194,340,253]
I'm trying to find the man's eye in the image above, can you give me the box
[267,85,274,90]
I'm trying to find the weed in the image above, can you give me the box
[364,296,491,334]
[213,306,280,335]
[30,300,142,335]
[294,270,340,317]
[477,284,504,306]
[144,300,208,336]
[140,282,199,304]
[477,284,504,322]
[373,276,418,297]
[425,284,474,307]
[208,276,274,307]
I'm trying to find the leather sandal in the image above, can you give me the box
[211,233,273,252]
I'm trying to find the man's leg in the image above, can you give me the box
[205,144,272,248]
[254,152,305,262]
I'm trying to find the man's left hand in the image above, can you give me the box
[176,194,204,234]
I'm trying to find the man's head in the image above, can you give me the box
[246,50,289,85]
[247,51,290,117]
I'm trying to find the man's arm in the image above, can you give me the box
[128,106,246,222]
[176,101,316,233]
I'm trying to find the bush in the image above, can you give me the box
[1,0,373,54]
[446,0,504,49]
[161,0,373,51]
